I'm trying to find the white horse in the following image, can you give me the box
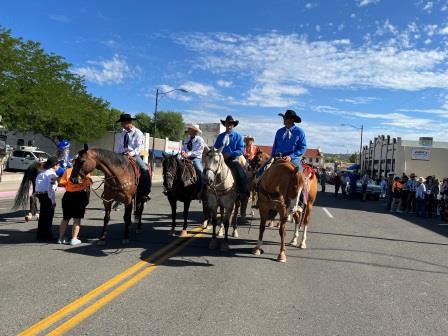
[203,147,238,251]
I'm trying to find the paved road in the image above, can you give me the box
[1,185,447,335]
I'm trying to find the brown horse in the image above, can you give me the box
[70,145,150,244]
[252,160,317,262]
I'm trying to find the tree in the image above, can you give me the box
[0,27,116,143]
[349,153,357,163]
[134,112,152,134]
[154,111,184,140]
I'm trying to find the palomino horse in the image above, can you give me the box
[13,162,44,221]
[70,145,150,244]
[203,147,238,251]
[252,160,317,262]
[162,154,208,237]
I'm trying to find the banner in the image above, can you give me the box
[411,148,431,161]
[165,140,181,154]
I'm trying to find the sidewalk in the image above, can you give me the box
[0,172,163,199]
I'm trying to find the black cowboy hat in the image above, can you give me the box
[44,156,59,169]
[278,109,301,123]
[116,113,136,123]
[220,115,239,127]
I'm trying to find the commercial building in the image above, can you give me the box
[195,123,225,147]
[361,136,448,179]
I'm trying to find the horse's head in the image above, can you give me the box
[70,144,96,184]
[203,147,224,186]
[162,153,179,191]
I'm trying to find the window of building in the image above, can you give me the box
[315,158,319,163]
[308,158,312,163]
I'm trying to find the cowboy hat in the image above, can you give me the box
[244,135,255,141]
[220,115,239,127]
[116,113,136,123]
[410,173,416,178]
[185,123,202,134]
[278,109,301,123]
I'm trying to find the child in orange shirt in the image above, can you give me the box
[58,167,92,245]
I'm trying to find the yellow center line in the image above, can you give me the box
[18,227,204,336]
[47,232,205,336]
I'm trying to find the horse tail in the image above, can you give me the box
[13,163,39,210]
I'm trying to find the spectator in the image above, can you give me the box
[386,173,395,211]
[425,176,436,218]
[361,172,369,201]
[334,172,342,197]
[440,178,448,221]
[320,168,327,192]
[380,177,387,199]
[416,177,426,217]
[341,172,348,199]
[348,171,358,200]
[400,175,409,212]
[406,173,417,213]
[390,176,403,212]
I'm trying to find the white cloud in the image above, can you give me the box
[439,26,448,34]
[338,97,378,104]
[176,32,448,95]
[305,3,317,9]
[216,80,233,88]
[315,25,321,32]
[74,54,132,85]
[49,14,70,23]
[357,0,380,7]
[422,1,434,13]
[180,81,218,96]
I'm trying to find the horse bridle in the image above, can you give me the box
[205,152,233,194]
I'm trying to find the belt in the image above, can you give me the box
[35,191,48,195]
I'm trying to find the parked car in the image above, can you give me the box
[355,178,381,200]
[6,147,50,171]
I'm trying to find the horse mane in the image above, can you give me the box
[89,148,129,169]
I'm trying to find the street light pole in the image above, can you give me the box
[341,123,364,166]
[151,88,189,171]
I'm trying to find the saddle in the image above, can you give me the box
[127,157,141,184]
[181,158,197,187]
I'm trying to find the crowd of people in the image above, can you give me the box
[317,168,448,221]
[387,173,448,220]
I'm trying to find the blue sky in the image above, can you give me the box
[2,0,448,153]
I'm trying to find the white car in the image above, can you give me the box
[7,147,50,171]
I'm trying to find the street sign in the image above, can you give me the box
[411,148,431,161]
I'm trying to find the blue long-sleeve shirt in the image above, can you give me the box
[214,130,244,159]
[271,125,307,161]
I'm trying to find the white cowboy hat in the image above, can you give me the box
[185,123,202,134]
[244,135,255,141]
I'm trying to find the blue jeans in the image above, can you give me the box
[416,198,425,216]
[228,157,248,194]
[134,156,151,194]
[190,157,204,185]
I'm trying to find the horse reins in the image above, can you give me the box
[205,154,234,196]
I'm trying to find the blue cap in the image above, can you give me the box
[57,139,70,150]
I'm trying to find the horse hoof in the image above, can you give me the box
[220,242,230,252]
[232,229,239,238]
[252,247,264,256]
[217,228,224,238]
[135,228,143,234]
[267,221,275,228]
[290,239,298,247]
[35,214,39,220]
[277,252,287,263]
[299,243,307,249]
[179,230,188,238]
[25,215,32,222]
[201,220,208,229]
[209,239,218,250]
[251,210,255,216]
[96,239,106,246]
[122,239,130,244]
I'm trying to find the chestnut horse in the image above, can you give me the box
[252,160,317,262]
[70,145,150,244]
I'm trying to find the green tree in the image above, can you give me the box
[0,27,115,143]
[134,112,152,133]
[154,111,184,140]
[349,153,357,163]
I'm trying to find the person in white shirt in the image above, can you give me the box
[181,124,206,197]
[114,113,151,198]
[416,177,426,217]
[35,157,59,240]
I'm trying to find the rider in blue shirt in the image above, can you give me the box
[214,115,248,196]
[56,139,72,177]
[272,110,307,168]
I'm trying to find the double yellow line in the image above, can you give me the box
[19,227,205,336]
